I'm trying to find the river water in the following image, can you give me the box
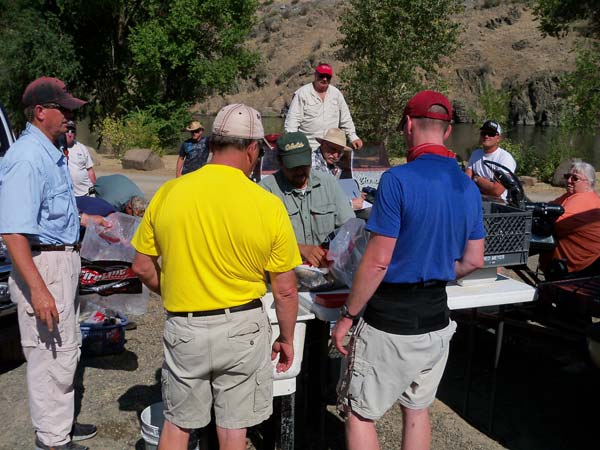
[81,114,600,168]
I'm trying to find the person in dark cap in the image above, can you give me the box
[0,77,108,450]
[333,91,485,450]
[285,63,363,152]
[64,120,97,197]
[259,131,354,267]
[465,120,517,200]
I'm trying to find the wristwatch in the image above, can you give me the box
[340,304,359,320]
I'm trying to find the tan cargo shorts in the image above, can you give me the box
[337,319,456,420]
[162,305,273,430]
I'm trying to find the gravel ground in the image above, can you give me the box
[1,288,597,450]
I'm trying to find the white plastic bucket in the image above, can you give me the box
[140,402,199,450]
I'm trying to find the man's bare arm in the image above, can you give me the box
[455,238,485,279]
[175,156,185,178]
[132,252,161,294]
[473,175,506,197]
[2,233,59,331]
[332,233,396,354]
[269,270,298,372]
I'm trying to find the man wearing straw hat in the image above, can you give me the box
[176,120,210,177]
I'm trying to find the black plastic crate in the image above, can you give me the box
[483,202,532,267]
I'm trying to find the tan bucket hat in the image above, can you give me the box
[316,128,350,151]
[185,120,204,132]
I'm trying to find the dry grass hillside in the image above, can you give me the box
[196,0,584,118]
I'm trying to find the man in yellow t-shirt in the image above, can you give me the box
[131,103,301,450]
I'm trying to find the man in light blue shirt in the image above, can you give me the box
[0,77,106,450]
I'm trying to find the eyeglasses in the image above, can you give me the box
[66,130,75,135]
[563,173,587,182]
[40,103,72,114]
[317,73,332,80]
[480,130,498,138]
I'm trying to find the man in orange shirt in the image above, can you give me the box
[542,161,600,278]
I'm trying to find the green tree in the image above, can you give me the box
[534,0,600,38]
[0,2,81,127]
[336,0,462,152]
[559,43,600,129]
[0,0,259,141]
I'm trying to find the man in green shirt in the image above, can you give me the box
[260,132,354,267]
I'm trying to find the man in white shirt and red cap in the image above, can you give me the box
[285,63,363,152]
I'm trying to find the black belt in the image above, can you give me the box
[379,280,447,290]
[31,243,81,252]
[168,298,263,317]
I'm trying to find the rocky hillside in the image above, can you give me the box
[196,0,589,126]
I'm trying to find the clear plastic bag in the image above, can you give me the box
[81,212,141,262]
[327,218,369,288]
[80,286,150,317]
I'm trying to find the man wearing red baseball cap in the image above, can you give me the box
[0,77,107,450]
[333,91,485,450]
[285,62,363,152]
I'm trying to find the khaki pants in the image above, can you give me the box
[9,249,81,446]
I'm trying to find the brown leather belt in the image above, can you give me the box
[31,243,81,252]
[168,298,263,317]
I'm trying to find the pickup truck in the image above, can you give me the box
[0,104,15,317]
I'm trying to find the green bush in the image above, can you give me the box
[98,103,190,158]
[478,85,510,125]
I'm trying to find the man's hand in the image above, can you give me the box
[80,213,113,229]
[31,286,59,332]
[332,316,353,355]
[351,138,363,150]
[351,197,364,210]
[464,167,473,178]
[271,337,294,373]
[298,244,327,267]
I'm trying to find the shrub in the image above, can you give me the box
[98,103,189,158]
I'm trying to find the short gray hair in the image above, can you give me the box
[129,195,148,214]
[571,161,596,187]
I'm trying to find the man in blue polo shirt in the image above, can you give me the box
[333,91,485,450]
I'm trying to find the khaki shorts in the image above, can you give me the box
[337,319,456,420]
[162,305,273,429]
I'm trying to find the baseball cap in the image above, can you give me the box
[212,104,265,140]
[22,77,87,110]
[315,64,333,76]
[185,120,204,132]
[480,120,502,135]
[66,120,76,131]
[277,132,312,169]
[400,90,452,128]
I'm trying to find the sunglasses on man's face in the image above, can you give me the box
[480,130,498,138]
[563,173,587,182]
[191,129,204,133]
[66,130,75,135]
[317,73,332,81]
[41,103,72,115]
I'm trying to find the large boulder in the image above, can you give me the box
[121,149,164,171]
[551,157,582,187]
